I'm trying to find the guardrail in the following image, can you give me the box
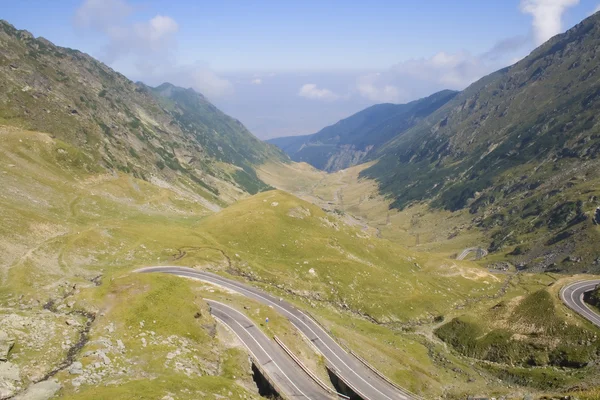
[350,350,424,400]
[303,309,421,400]
[274,335,349,400]
[211,314,291,400]
[252,355,291,400]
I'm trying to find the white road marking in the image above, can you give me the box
[176,269,398,400]
[209,301,314,400]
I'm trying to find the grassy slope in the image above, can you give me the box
[258,161,484,256]
[257,160,600,397]
[0,126,263,398]
[3,126,600,398]
[0,125,496,399]
[196,189,501,323]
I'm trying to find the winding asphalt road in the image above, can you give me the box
[207,299,334,399]
[138,266,414,400]
[560,280,600,328]
[456,247,488,261]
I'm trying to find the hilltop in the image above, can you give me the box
[360,12,600,271]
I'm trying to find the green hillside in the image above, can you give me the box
[358,13,600,271]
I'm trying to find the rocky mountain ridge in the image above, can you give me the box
[0,20,283,203]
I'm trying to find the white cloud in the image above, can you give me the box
[74,0,233,98]
[298,84,339,101]
[593,4,600,14]
[74,0,132,29]
[393,51,490,88]
[136,15,179,44]
[354,34,535,105]
[186,67,234,98]
[356,74,401,103]
[144,63,234,99]
[251,78,262,85]
[520,0,580,45]
[75,0,179,65]
[355,50,492,103]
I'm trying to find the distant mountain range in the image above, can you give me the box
[267,90,457,172]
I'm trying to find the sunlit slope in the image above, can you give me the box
[0,125,220,294]
[0,126,269,398]
[197,189,501,323]
[258,160,484,256]
[357,14,600,271]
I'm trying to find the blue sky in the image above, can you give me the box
[3,0,600,137]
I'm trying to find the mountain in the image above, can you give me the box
[267,90,458,171]
[266,134,311,156]
[0,20,283,200]
[360,13,600,269]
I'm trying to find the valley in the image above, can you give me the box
[1,6,600,400]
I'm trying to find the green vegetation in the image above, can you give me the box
[436,289,600,368]
[345,14,600,270]
[196,189,501,323]
[148,82,286,193]
[2,14,600,400]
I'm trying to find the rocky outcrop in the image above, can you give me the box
[0,332,14,362]
[13,380,61,400]
[322,145,373,172]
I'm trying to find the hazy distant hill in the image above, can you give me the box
[267,90,457,171]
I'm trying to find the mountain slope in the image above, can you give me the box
[360,13,600,270]
[267,90,457,171]
[0,20,283,200]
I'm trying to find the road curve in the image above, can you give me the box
[207,299,334,399]
[456,247,488,261]
[138,266,414,400]
[560,280,600,328]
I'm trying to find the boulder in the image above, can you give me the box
[68,362,83,375]
[13,380,61,400]
[0,362,20,381]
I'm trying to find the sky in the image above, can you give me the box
[2,0,600,138]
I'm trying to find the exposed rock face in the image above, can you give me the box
[68,362,83,375]
[0,362,20,399]
[322,144,373,172]
[0,332,14,361]
[12,380,61,400]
